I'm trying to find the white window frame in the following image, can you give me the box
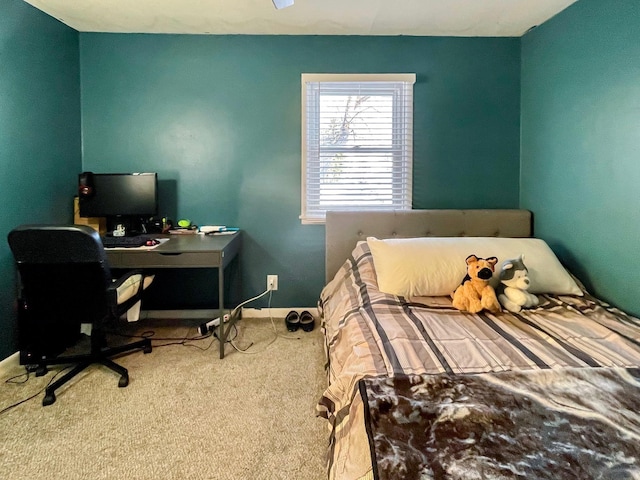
[301,73,416,224]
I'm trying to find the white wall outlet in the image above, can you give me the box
[267,274,278,291]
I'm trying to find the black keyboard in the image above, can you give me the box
[102,236,147,248]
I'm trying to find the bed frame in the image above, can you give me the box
[325,209,532,282]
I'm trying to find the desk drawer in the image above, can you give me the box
[108,251,222,268]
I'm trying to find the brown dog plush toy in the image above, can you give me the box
[451,254,501,313]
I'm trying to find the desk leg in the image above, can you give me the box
[218,265,226,359]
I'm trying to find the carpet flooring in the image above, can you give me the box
[0,317,328,480]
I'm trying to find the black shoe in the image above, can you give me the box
[300,311,315,332]
[285,311,300,332]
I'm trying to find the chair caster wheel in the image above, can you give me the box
[118,376,129,388]
[43,393,56,406]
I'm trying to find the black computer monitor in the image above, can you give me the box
[78,172,158,234]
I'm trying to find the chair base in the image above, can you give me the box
[36,337,152,406]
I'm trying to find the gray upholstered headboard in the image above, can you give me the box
[325,209,532,282]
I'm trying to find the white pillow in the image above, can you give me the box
[366,236,582,297]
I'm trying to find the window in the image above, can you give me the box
[301,73,416,224]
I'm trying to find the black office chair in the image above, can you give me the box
[7,224,154,406]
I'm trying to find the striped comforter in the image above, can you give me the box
[317,242,640,480]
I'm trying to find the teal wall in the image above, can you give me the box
[2,0,638,360]
[0,0,81,358]
[80,34,521,308]
[521,0,640,317]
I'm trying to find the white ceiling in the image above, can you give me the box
[24,0,578,36]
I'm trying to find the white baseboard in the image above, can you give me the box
[141,309,218,320]
[141,307,317,320]
[237,307,318,319]
[0,351,20,377]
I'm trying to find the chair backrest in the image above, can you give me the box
[8,225,113,336]
[8,224,110,266]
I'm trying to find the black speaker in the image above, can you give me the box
[144,217,165,234]
[78,171,94,198]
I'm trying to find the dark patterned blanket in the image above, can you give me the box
[360,368,640,480]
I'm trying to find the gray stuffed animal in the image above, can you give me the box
[496,254,539,313]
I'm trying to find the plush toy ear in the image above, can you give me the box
[486,256,498,268]
[503,262,514,271]
[465,254,479,264]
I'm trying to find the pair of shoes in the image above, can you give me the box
[284,310,315,332]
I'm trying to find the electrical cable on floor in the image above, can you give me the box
[106,328,209,343]
[5,370,30,384]
[151,327,211,349]
[110,288,277,349]
[0,366,73,415]
[1,288,306,411]
[105,325,229,350]
[0,320,226,414]
[107,286,300,353]
[116,326,238,350]
[229,288,302,355]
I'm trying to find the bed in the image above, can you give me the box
[317,209,640,480]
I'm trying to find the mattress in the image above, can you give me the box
[318,241,640,480]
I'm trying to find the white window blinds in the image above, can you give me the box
[301,73,416,224]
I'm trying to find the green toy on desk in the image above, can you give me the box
[172,219,198,233]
